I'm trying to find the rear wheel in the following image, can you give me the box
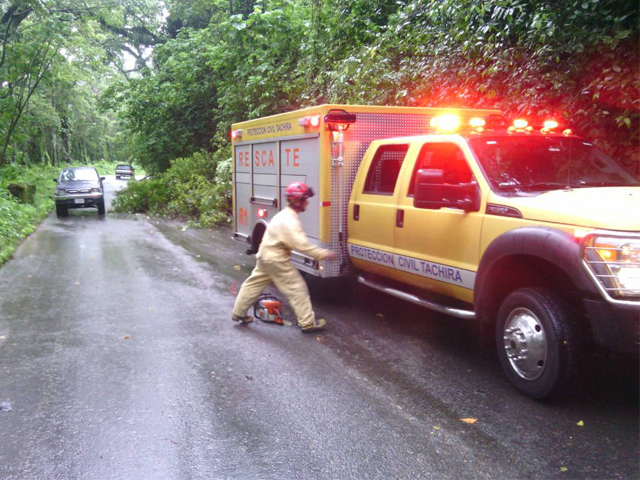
[496,287,582,399]
[55,204,68,217]
[97,200,106,216]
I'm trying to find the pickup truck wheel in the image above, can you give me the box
[116,175,120,179]
[496,287,581,399]
[55,204,68,217]
[97,200,106,216]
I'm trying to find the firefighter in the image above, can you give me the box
[232,182,335,332]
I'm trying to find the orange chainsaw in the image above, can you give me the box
[253,294,284,325]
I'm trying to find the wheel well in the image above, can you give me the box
[480,255,583,328]
[250,223,266,253]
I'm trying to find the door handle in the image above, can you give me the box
[396,209,404,228]
[353,204,360,221]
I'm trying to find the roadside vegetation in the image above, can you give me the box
[111,151,231,227]
[0,1,638,261]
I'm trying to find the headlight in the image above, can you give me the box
[583,234,640,300]
[55,189,65,195]
[91,187,102,193]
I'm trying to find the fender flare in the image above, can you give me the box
[474,227,597,323]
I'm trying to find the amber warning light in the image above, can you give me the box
[430,114,460,132]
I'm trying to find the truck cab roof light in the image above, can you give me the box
[540,119,565,134]
[231,129,243,140]
[431,114,460,132]
[324,109,356,131]
[469,117,486,133]
[508,118,533,134]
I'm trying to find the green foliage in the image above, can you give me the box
[335,0,639,171]
[0,164,56,265]
[112,150,232,226]
[0,0,165,168]
[110,176,168,214]
[106,0,637,180]
[2,0,637,234]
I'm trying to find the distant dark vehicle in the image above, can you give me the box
[53,167,105,217]
[115,164,135,179]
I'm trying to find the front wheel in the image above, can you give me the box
[55,204,68,217]
[496,287,582,399]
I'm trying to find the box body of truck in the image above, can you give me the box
[231,104,499,277]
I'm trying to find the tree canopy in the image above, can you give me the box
[1,0,638,173]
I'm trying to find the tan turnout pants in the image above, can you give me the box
[232,258,316,328]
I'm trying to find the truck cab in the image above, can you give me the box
[348,115,640,398]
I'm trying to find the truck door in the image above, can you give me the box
[394,141,483,304]
[347,143,410,277]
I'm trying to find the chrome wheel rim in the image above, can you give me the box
[502,307,548,381]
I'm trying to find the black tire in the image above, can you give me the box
[116,175,120,179]
[496,287,582,399]
[97,200,106,216]
[55,204,68,217]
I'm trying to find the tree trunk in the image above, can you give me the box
[51,127,57,167]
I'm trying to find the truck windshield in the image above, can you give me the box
[467,136,639,194]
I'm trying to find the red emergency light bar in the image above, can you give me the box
[324,109,357,131]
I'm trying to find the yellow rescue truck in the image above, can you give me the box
[232,105,639,398]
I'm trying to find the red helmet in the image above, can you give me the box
[285,182,314,201]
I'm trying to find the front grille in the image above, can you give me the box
[67,189,91,194]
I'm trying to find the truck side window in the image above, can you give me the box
[408,143,473,196]
[363,144,409,195]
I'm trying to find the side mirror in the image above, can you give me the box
[100,177,105,180]
[413,169,481,212]
[414,169,447,210]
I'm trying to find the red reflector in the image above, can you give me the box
[321,202,331,207]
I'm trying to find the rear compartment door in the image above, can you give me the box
[234,144,252,236]
[280,137,320,240]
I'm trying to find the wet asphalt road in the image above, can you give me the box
[0,177,637,480]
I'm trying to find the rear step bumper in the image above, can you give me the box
[357,275,476,320]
